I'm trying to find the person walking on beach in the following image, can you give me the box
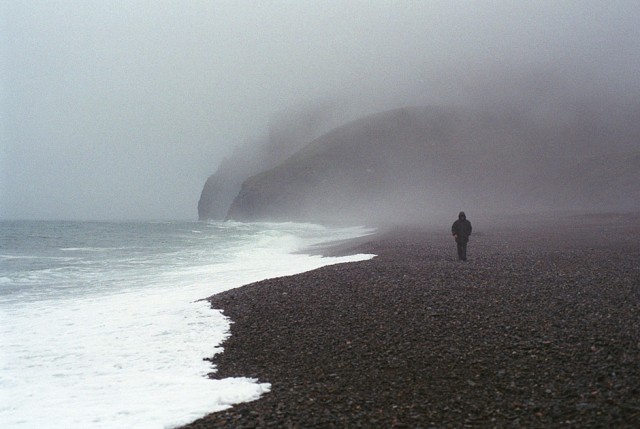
[452,211,472,261]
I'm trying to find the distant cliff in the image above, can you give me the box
[198,101,351,220]
[197,149,261,221]
[225,106,640,225]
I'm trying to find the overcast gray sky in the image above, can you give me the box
[2,1,639,220]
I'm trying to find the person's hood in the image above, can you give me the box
[458,211,466,219]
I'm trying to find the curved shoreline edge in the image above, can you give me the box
[181,213,640,428]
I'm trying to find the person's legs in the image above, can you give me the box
[461,242,467,261]
[456,242,467,261]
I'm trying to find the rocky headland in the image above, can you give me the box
[200,105,640,225]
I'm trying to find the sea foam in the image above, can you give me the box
[0,221,374,428]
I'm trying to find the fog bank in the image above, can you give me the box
[2,1,639,220]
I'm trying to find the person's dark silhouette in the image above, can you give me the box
[451,211,472,261]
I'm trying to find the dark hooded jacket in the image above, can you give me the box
[451,212,472,243]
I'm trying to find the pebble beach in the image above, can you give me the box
[181,213,640,428]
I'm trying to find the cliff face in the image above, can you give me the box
[225,106,640,225]
[197,154,259,220]
[198,102,350,220]
[197,144,268,221]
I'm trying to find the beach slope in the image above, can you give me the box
[182,214,640,428]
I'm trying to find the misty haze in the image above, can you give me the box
[211,102,639,226]
[3,1,639,221]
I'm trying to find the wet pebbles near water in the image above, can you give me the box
[181,216,640,428]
